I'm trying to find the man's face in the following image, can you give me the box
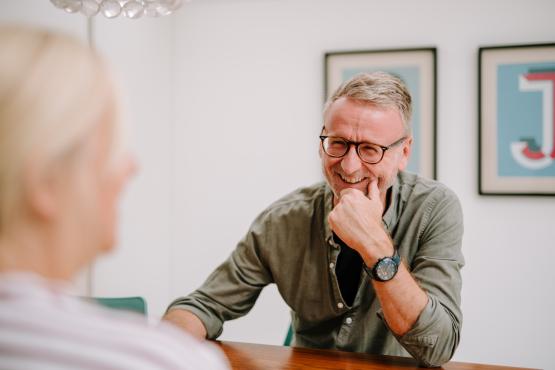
[320,97,411,204]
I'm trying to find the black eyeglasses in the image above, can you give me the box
[319,135,407,164]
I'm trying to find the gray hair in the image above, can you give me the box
[324,71,413,133]
[0,25,120,232]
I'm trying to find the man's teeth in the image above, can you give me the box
[339,174,364,184]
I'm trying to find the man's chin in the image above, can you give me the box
[334,180,369,196]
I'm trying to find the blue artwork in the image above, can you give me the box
[342,67,421,174]
[497,62,555,177]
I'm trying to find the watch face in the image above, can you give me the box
[375,257,398,281]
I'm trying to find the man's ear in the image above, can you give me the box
[318,125,326,159]
[22,162,62,221]
[397,136,413,171]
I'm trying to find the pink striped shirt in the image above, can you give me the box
[0,273,229,370]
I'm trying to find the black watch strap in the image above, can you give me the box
[362,249,400,282]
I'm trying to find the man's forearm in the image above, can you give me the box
[373,263,428,336]
[163,309,207,340]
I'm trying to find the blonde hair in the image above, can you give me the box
[0,25,120,232]
[324,71,413,133]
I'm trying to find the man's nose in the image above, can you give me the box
[340,145,362,174]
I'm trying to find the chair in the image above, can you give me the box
[91,296,148,315]
[283,323,293,346]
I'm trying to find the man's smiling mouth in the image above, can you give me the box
[338,173,366,184]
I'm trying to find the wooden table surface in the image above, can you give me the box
[217,341,537,370]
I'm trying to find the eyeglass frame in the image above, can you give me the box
[319,135,407,164]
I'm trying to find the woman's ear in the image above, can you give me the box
[22,162,63,221]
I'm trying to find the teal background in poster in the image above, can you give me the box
[342,67,421,174]
[497,62,555,177]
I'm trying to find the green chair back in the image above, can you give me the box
[93,296,147,315]
[284,323,293,346]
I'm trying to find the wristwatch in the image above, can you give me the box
[363,249,400,282]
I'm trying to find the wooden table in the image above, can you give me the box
[218,341,537,370]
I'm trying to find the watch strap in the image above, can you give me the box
[362,249,400,281]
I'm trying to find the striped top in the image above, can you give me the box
[0,272,229,370]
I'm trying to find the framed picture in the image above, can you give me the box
[325,48,437,179]
[479,43,555,195]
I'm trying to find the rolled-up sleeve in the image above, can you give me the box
[392,188,464,366]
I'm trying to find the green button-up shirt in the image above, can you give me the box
[169,172,464,367]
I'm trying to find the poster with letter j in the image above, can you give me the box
[479,43,555,195]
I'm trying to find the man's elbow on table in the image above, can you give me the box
[407,325,461,367]
[164,309,208,340]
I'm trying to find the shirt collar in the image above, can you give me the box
[382,175,401,231]
[0,271,75,299]
[323,184,335,246]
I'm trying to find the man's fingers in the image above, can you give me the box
[339,188,359,198]
[368,179,380,200]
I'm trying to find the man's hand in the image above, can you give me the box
[163,309,207,340]
[328,179,393,266]
[328,179,429,336]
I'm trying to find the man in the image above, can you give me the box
[165,72,464,367]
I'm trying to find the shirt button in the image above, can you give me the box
[345,317,353,325]
[329,262,335,269]
[337,302,344,309]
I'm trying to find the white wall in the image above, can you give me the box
[91,13,176,319]
[0,1,85,36]
[1,1,554,369]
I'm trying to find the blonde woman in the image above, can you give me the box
[0,25,228,370]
